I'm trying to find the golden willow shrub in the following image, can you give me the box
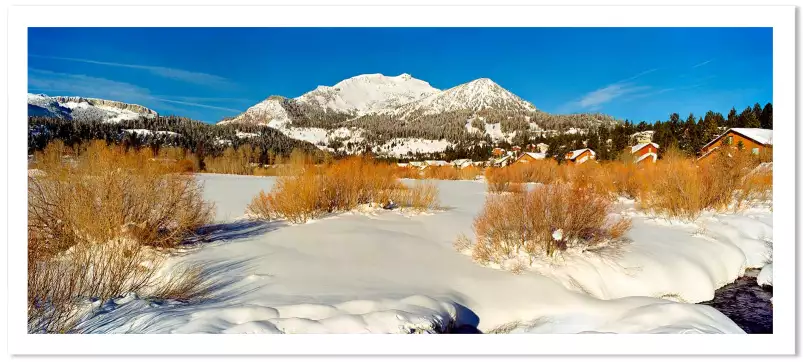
[469,183,631,265]
[247,156,440,223]
[28,141,215,333]
[636,147,769,220]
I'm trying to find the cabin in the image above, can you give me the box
[492,148,506,157]
[629,142,660,164]
[513,152,547,165]
[451,159,473,168]
[630,130,655,144]
[564,148,596,164]
[420,160,449,170]
[697,128,773,162]
[511,146,522,153]
[492,155,513,167]
[408,161,426,169]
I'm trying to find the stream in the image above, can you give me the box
[700,269,773,334]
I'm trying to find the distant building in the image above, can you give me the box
[629,142,660,164]
[409,161,426,169]
[565,148,596,164]
[697,128,773,163]
[493,155,513,167]
[450,159,473,168]
[630,130,655,144]
[492,147,506,157]
[513,152,547,165]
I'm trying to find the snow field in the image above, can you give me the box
[73,176,770,334]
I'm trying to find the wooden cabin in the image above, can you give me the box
[697,128,773,163]
[564,148,596,164]
[513,152,547,165]
[629,142,659,164]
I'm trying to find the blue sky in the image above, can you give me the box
[28,27,772,124]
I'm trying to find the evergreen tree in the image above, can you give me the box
[726,107,738,129]
[760,102,773,129]
[744,111,761,128]
[700,110,720,146]
[679,113,697,155]
[752,103,763,123]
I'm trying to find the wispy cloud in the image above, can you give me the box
[30,54,234,88]
[692,59,714,68]
[28,68,242,119]
[153,98,242,113]
[29,68,151,100]
[619,68,658,82]
[577,83,651,110]
[152,95,252,104]
[561,69,658,111]
[621,83,704,102]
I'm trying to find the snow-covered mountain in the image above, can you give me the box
[218,96,293,128]
[390,78,536,117]
[296,73,439,115]
[220,73,440,127]
[219,73,616,157]
[28,93,158,122]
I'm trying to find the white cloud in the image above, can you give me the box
[30,55,234,88]
[28,68,242,117]
[578,82,650,109]
[692,59,714,68]
[562,69,659,111]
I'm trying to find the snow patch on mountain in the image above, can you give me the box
[392,78,536,117]
[27,93,157,123]
[219,97,292,128]
[296,73,440,115]
[374,138,454,158]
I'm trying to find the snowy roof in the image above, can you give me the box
[730,128,773,145]
[409,161,426,167]
[565,148,595,160]
[396,163,409,167]
[450,159,472,166]
[519,152,546,160]
[702,128,773,149]
[424,160,450,166]
[631,142,660,154]
[493,155,512,165]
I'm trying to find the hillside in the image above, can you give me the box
[27,93,158,123]
[219,74,621,157]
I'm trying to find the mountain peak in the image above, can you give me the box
[295,73,439,115]
[392,77,535,117]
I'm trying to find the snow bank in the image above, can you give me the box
[72,176,770,334]
[757,263,773,287]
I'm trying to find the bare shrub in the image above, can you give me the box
[28,141,215,333]
[398,180,440,211]
[637,147,766,219]
[484,167,524,193]
[453,233,473,252]
[247,156,439,223]
[423,166,459,180]
[510,160,560,184]
[456,166,483,180]
[469,183,631,266]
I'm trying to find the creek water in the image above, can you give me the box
[700,270,773,334]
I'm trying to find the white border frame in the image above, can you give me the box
[5,4,795,356]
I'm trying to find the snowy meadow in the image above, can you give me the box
[27,144,773,334]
